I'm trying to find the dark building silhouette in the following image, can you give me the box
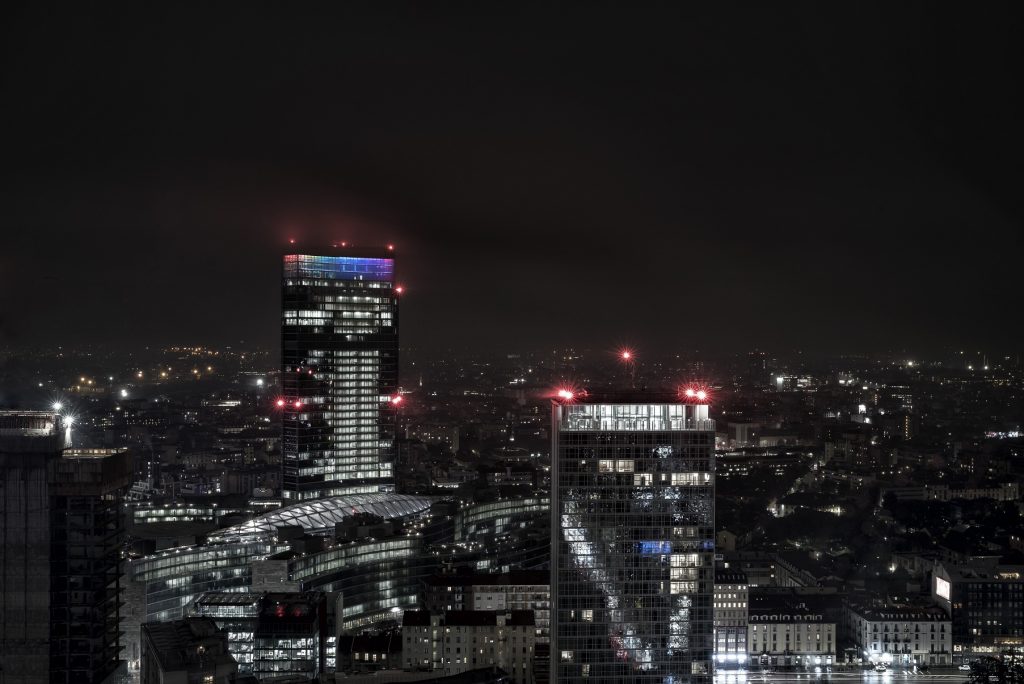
[140,617,238,684]
[0,411,131,684]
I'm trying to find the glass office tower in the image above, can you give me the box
[552,393,715,683]
[281,248,399,500]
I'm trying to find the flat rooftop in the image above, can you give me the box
[0,410,61,437]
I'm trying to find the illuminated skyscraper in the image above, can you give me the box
[281,247,399,500]
[551,391,715,683]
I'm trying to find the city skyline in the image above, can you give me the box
[2,5,1023,684]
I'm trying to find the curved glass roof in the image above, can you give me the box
[207,493,433,544]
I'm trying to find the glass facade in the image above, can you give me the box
[192,592,327,679]
[207,492,432,544]
[288,536,430,630]
[552,398,715,683]
[282,251,399,500]
[455,497,550,541]
[131,541,282,622]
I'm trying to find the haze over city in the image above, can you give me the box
[3,4,1022,355]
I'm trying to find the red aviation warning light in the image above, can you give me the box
[293,400,303,408]
[395,286,404,294]
[275,399,285,408]
[391,395,404,405]
[619,348,637,388]
[556,389,575,401]
[681,384,711,404]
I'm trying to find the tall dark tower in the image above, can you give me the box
[281,247,399,500]
[0,411,131,684]
[551,390,716,683]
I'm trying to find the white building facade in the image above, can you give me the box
[846,604,952,667]
[748,600,836,669]
[714,568,749,668]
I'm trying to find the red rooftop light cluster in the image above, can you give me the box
[274,398,307,409]
[682,384,711,404]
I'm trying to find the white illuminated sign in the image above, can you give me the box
[936,577,951,602]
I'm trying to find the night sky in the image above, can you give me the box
[2,3,1022,355]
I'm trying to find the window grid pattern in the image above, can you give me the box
[282,253,398,500]
[553,404,715,683]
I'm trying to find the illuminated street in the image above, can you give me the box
[715,671,969,684]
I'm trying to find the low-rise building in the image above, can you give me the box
[933,561,1024,662]
[190,591,327,679]
[335,631,402,673]
[403,610,535,684]
[141,617,238,684]
[714,568,749,668]
[844,598,951,667]
[423,572,549,641]
[748,595,836,669]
